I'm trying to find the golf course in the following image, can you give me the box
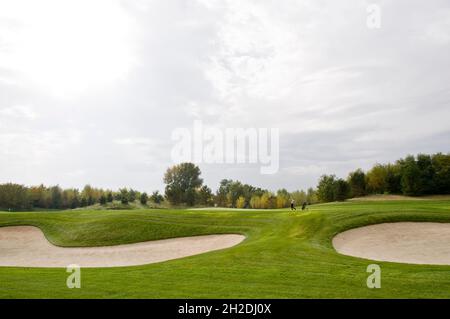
[1,198,450,299]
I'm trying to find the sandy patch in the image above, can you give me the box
[333,222,450,265]
[0,226,244,268]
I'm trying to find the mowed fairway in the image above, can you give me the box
[1,200,450,298]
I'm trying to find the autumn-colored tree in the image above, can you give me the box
[366,164,388,194]
[250,195,261,209]
[236,196,246,208]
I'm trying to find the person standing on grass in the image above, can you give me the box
[290,199,296,211]
[302,201,307,211]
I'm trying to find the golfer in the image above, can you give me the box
[290,199,296,211]
[302,201,307,211]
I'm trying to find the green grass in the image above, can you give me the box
[72,200,167,211]
[1,199,450,298]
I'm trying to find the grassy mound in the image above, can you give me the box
[73,200,166,211]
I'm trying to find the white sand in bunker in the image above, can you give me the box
[0,226,245,268]
[333,222,450,265]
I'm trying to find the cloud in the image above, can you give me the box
[0,105,37,120]
[113,137,171,170]
[0,0,138,98]
[0,0,449,192]
[0,129,82,189]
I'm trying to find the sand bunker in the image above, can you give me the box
[333,222,450,265]
[0,226,244,268]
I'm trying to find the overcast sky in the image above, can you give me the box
[1,0,449,192]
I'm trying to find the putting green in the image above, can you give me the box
[1,199,450,298]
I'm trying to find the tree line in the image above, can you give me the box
[316,153,450,202]
[163,163,318,209]
[1,152,448,210]
[0,183,164,211]
[0,162,317,210]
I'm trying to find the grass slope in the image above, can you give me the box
[1,200,450,298]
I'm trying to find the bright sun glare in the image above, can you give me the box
[0,0,137,98]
